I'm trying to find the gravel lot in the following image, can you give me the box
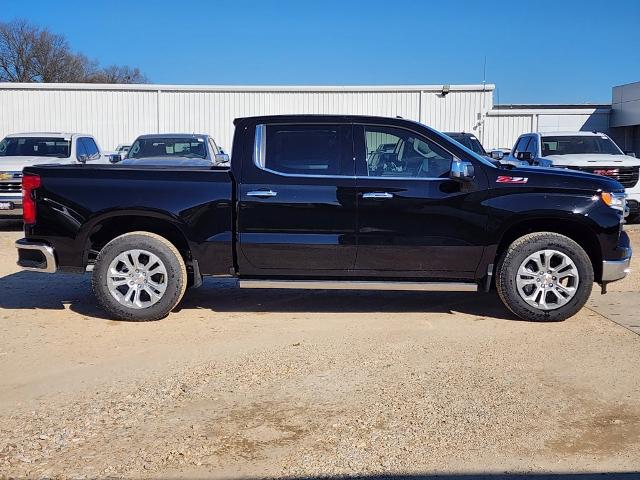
[1,221,639,479]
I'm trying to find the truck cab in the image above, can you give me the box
[508,131,640,219]
[0,132,108,217]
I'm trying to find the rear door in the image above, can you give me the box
[353,123,488,278]
[237,121,357,275]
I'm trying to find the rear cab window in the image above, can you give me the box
[256,124,352,176]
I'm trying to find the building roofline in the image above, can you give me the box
[0,82,495,93]
[494,103,611,110]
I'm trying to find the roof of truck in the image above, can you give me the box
[135,133,209,139]
[536,131,608,137]
[5,132,90,138]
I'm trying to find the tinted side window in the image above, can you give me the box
[264,124,347,176]
[362,125,453,178]
[76,138,87,160]
[81,138,99,159]
[513,136,530,155]
[526,136,538,156]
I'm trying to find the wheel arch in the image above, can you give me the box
[82,210,193,267]
[495,217,603,282]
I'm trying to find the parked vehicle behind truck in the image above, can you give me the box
[0,133,108,217]
[508,131,640,220]
[112,133,228,166]
[15,115,632,322]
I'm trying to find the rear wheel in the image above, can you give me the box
[92,231,187,321]
[496,232,593,322]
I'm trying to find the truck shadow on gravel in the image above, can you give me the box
[0,220,23,231]
[0,272,519,321]
[254,475,639,480]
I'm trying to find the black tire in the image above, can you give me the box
[92,231,187,321]
[496,232,594,322]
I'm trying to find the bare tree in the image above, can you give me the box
[88,65,148,84]
[0,19,148,84]
[0,19,36,82]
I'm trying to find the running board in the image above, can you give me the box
[238,280,478,292]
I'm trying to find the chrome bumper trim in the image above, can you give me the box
[15,239,57,273]
[602,256,631,283]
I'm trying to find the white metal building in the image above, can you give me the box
[0,82,612,152]
[610,81,640,156]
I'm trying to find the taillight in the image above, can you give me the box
[22,173,41,225]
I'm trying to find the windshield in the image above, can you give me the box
[437,130,495,168]
[541,135,622,156]
[447,134,487,156]
[0,137,71,158]
[127,138,207,159]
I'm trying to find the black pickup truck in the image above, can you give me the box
[15,115,632,322]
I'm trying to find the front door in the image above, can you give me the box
[238,122,357,275]
[353,123,488,279]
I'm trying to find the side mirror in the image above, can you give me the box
[214,153,230,165]
[109,154,123,163]
[490,150,504,160]
[450,158,475,181]
[516,151,534,164]
[624,151,636,158]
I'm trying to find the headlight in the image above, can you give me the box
[600,191,627,214]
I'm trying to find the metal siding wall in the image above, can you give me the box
[481,109,611,150]
[482,115,534,150]
[159,90,423,150]
[0,87,158,150]
[1,85,493,152]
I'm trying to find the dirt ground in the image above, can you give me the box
[0,221,639,479]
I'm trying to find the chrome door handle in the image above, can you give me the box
[247,189,278,198]
[362,192,394,199]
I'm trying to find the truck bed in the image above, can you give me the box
[23,164,235,274]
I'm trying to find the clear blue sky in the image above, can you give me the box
[3,0,639,104]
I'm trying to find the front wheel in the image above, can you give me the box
[496,232,594,322]
[92,232,188,321]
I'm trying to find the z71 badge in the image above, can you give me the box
[496,176,528,184]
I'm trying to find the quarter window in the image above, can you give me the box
[263,124,346,176]
[526,137,538,157]
[513,136,531,156]
[362,126,453,178]
[80,137,99,159]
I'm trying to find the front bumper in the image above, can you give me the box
[602,256,632,282]
[0,198,22,217]
[15,239,57,273]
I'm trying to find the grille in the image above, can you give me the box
[569,166,639,188]
[0,182,21,193]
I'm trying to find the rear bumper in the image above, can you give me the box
[15,238,57,273]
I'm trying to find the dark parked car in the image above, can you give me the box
[16,115,631,322]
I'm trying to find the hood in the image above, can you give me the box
[0,155,71,171]
[498,164,625,193]
[119,157,212,167]
[541,154,640,167]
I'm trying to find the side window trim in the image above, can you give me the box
[355,123,457,181]
[252,123,354,178]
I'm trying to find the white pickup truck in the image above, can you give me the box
[508,131,640,221]
[0,132,109,218]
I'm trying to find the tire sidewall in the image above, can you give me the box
[498,234,594,321]
[93,233,186,321]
